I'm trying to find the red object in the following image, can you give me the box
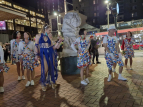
[90,35,94,38]
[122,38,131,50]
[95,27,143,36]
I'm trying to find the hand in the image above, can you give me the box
[35,56,40,61]
[58,36,63,43]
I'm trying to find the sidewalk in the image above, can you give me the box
[0,57,143,107]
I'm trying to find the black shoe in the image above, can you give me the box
[97,62,101,64]
[93,62,95,64]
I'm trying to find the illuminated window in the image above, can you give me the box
[30,11,36,16]
[94,13,96,17]
[93,0,95,4]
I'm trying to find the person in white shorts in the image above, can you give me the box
[103,26,127,82]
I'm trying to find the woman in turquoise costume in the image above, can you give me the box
[35,24,63,91]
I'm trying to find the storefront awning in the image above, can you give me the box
[0,5,26,21]
[96,27,143,36]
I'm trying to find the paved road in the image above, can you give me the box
[0,57,143,107]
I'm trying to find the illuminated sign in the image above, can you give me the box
[0,21,6,30]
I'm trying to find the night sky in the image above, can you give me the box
[12,0,37,8]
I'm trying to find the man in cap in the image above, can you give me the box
[103,26,127,82]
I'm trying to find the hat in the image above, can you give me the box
[107,25,117,31]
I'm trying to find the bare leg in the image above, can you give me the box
[85,65,89,78]
[21,62,24,76]
[27,69,30,81]
[31,69,35,80]
[130,57,132,67]
[119,66,123,74]
[16,62,20,76]
[80,67,84,80]
[113,63,117,70]
[0,72,4,87]
[109,69,112,74]
[125,58,128,66]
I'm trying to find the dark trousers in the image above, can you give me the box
[92,49,99,63]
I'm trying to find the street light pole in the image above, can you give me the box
[105,0,110,29]
[64,0,67,14]
[107,3,109,29]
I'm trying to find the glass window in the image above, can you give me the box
[93,0,95,4]
[94,13,96,17]
[7,23,14,30]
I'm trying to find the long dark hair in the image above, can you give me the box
[126,31,132,37]
[24,32,32,40]
[12,31,20,39]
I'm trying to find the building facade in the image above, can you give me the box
[0,0,45,40]
[73,0,143,28]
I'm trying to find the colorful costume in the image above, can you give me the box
[0,45,9,72]
[11,39,21,63]
[103,36,124,70]
[122,38,134,59]
[72,37,91,68]
[36,33,58,86]
[18,41,38,71]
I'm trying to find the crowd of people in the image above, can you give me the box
[0,24,135,93]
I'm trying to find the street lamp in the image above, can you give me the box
[54,12,61,35]
[105,0,110,29]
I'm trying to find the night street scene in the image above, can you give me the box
[0,0,143,107]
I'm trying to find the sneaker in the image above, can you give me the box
[25,81,31,87]
[118,74,127,81]
[107,75,112,82]
[85,78,89,84]
[125,65,128,70]
[17,76,21,81]
[31,80,35,86]
[130,66,133,70]
[0,87,4,93]
[97,62,101,64]
[81,80,88,85]
[22,76,26,80]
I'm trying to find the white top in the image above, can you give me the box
[71,37,90,53]
[103,35,118,44]
[10,39,15,54]
[0,45,4,63]
[18,41,35,55]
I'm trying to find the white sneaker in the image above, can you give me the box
[85,78,89,84]
[81,80,88,85]
[17,76,21,81]
[118,74,127,81]
[130,67,133,70]
[107,75,112,82]
[31,80,35,86]
[22,76,26,80]
[0,87,4,93]
[112,69,115,72]
[25,81,31,87]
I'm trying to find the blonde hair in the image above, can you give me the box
[42,23,51,33]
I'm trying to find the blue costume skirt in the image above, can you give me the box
[40,47,58,86]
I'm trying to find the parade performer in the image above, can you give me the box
[18,32,38,87]
[0,45,9,92]
[122,31,135,70]
[35,24,63,91]
[103,26,127,82]
[71,28,91,85]
[11,31,25,80]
